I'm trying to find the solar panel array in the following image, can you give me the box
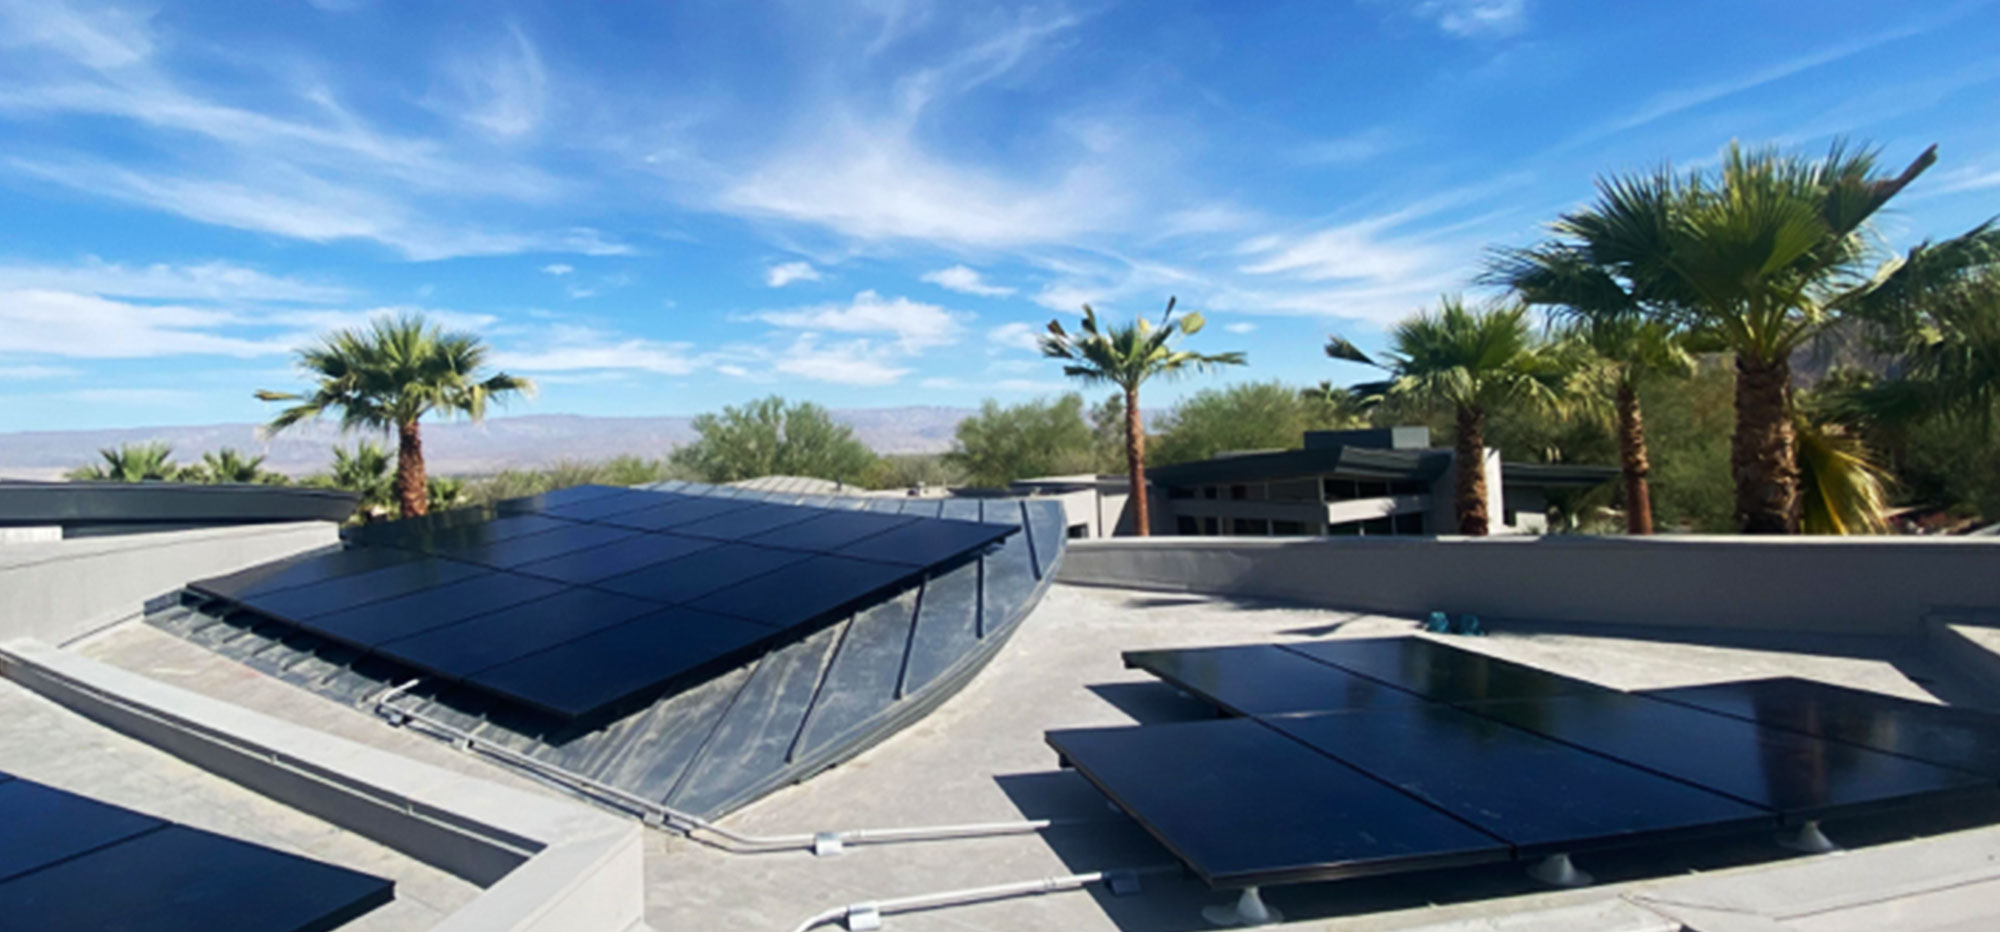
[190,484,1015,719]
[0,769,394,932]
[1049,638,2000,890]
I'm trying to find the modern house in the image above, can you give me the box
[1013,427,1616,539]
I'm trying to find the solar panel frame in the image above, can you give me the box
[1123,644,1429,717]
[1643,677,2000,780]
[1282,636,1614,705]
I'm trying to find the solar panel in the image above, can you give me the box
[186,483,1018,720]
[373,586,663,679]
[0,772,392,932]
[1462,691,1994,820]
[1643,678,2000,779]
[1283,637,1612,704]
[1048,718,1510,887]
[1123,644,1427,717]
[1263,706,1771,853]
[465,606,774,717]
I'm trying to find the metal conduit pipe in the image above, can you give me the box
[371,692,1116,855]
[786,865,1179,932]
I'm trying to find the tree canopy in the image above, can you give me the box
[670,396,879,484]
[945,394,1102,488]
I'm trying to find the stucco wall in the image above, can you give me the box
[0,522,339,644]
[1057,535,2000,636]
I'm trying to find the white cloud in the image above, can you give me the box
[1224,322,1257,334]
[1291,127,1402,166]
[770,334,909,386]
[0,289,285,358]
[429,23,546,138]
[744,290,965,351]
[986,321,1043,353]
[1238,221,1441,283]
[1401,0,1529,38]
[566,285,598,299]
[919,376,1059,393]
[765,260,822,288]
[923,264,1015,297]
[269,306,501,335]
[0,257,348,302]
[0,364,79,379]
[490,324,699,376]
[540,263,574,276]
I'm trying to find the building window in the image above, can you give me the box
[1360,516,1395,536]
[1231,517,1270,535]
[1326,520,1360,536]
[1271,519,1308,536]
[1203,486,1219,500]
[1229,484,1248,500]
[1176,516,1200,535]
[1394,512,1426,535]
[1202,517,1220,535]
[1166,486,1194,500]
[1067,523,1089,539]
[1391,480,1427,496]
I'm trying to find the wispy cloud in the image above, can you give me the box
[429,23,547,138]
[490,323,699,376]
[1291,127,1403,166]
[540,263,574,276]
[0,289,284,358]
[922,264,1014,297]
[985,321,1042,353]
[0,364,79,379]
[0,257,348,302]
[1374,0,1530,38]
[765,260,822,287]
[742,290,966,351]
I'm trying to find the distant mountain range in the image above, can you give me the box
[0,408,976,480]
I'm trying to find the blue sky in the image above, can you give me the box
[2,0,1998,432]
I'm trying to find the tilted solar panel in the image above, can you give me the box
[187,484,1015,720]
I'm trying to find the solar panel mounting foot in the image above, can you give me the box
[1527,853,1593,888]
[814,832,846,856]
[1201,886,1282,926]
[1778,820,1839,854]
[1105,869,1143,896]
[843,902,882,930]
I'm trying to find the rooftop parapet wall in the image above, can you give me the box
[0,522,339,645]
[1058,535,2000,636]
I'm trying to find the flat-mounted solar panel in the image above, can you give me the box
[1124,644,1427,717]
[492,483,630,514]
[512,532,719,585]
[303,571,567,648]
[0,824,394,932]
[373,586,663,679]
[688,554,916,629]
[1264,705,1770,854]
[1284,637,1611,704]
[672,502,826,541]
[1048,718,1510,888]
[185,482,1018,720]
[466,606,775,718]
[1644,678,2000,780]
[594,542,813,605]
[834,517,1011,567]
[0,778,164,882]
[191,546,422,601]
[745,510,914,551]
[590,496,760,531]
[0,772,393,932]
[1462,691,1994,820]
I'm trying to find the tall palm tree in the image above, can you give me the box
[1842,222,2000,426]
[1041,297,1246,536]
[1327,298,1575,535]
[67,442,184,482]
[258,314,533,518]
[1489,244,1693,533]
[1516,142,1937,532]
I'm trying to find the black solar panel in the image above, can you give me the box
[1124,644,1426,716]
[1063,636,2000,897]
[1048,718,1510,887]
[0,772,393,932]
[1643,677,2000,779]
[186,484,1016,720]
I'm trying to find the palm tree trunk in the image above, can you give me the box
[1124,386,1149,537]
[1731,354,1799,534]
[1616,378,1655,535]
[1454,406,1489,536]
[396,420,428,519]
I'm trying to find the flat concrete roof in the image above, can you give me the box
[71,583,2000,930]
[0,676,478,932]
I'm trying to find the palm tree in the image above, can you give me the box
[1041,297,1246,535]
[1489,242,1694,534]
[258,314,533,518]
[1515,142,1937,532]
[1793,415,1893,535]
[1327,298,1575,535]
[67,442,184,482]
[320,442,396,521]
[1842,222,2000,427]
[192,447,282,485]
